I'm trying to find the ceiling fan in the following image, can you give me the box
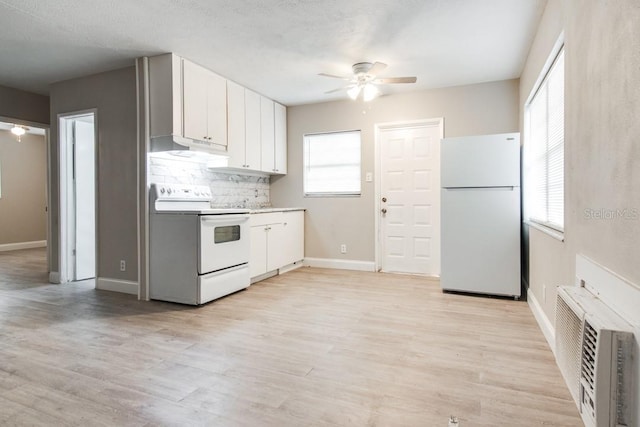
[320,62,417,101]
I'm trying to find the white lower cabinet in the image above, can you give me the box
[250,211,304,280]
[281,211,304,267]
[250,224,268,278]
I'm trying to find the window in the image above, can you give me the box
[303,130,361,196]
[525,47,565,231]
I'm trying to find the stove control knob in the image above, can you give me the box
[160,187,165,194]
[167,188,172,194]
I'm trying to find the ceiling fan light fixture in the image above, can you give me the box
[347,85,361,100]
[320,61,416,102]
[11,125,26,136]
[363,83,380,102]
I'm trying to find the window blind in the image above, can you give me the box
[526,48,565,231]
[303,131,361,196]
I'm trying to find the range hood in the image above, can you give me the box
[150,135,229,157]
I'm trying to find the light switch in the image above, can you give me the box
[365,172,373,182]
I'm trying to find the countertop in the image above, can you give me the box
[249,207,306,214]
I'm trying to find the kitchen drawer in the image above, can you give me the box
[198,264,250,304]
[250,211,283,226]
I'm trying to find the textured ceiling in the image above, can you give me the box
[0,0,546,106]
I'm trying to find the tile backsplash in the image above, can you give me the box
[148,152,270,208]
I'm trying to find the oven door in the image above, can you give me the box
[198,214,250,274]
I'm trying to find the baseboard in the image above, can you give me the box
[0,240,47,252]
[96,277,139,295]
[527,288,555,354]
[279,260,304,274]
[49,271,61,284]
[250,270,278,284]
[303,257,376,272]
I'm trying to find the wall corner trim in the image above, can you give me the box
[527,288,556,354]
[303,257,376,272]
[96,277,139,295]
[0,240,47,252]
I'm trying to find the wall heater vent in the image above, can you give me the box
[555,288,585,403]
[555,286,635,427]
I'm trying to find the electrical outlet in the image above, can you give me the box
[340,244,347,254]
[120,260,126,272]
[543,284,546,302]
[365,172,373,182]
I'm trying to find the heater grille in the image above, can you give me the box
[580,321,597,394]
[555,291,584,403]
[556,286,635,427]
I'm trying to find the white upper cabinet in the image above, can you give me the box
[244,89,262,170]
[260,97,275,173]
[274,102,287,174]
[227,80,246,168]
[182,60,208,142]
[148,53,285,171]
[227,82,262,170]
[182,59,227,148]
[225,85,287,175]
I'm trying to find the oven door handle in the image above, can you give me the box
[200,214,249,225]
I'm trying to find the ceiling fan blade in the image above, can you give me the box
[318,73,351,80]
[373,76,417,84]
[324,84,355,94]
[367,62,387,76]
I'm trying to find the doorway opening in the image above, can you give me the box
[0,118,50,284]
[375,118,443,276]
[59,111,97,283]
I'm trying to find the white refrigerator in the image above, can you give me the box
[440,133,521,298]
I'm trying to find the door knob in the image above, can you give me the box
[382,197,387,202]
[381,208,387,214]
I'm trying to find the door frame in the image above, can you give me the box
[58,109,98,283]
[373,118,444,273]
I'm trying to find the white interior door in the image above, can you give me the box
[73,118,96,280]
[379,123,441,275]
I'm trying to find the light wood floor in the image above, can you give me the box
[0,248,582,426]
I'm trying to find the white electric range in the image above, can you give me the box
[149,183,250,305]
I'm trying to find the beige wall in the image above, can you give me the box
[0,130,47,244]
[0,84,49,125]
[49,66,138,281]
[521,0,640,320]
[271,79,520,262]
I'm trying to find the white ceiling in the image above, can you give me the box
[0,0,546,106]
